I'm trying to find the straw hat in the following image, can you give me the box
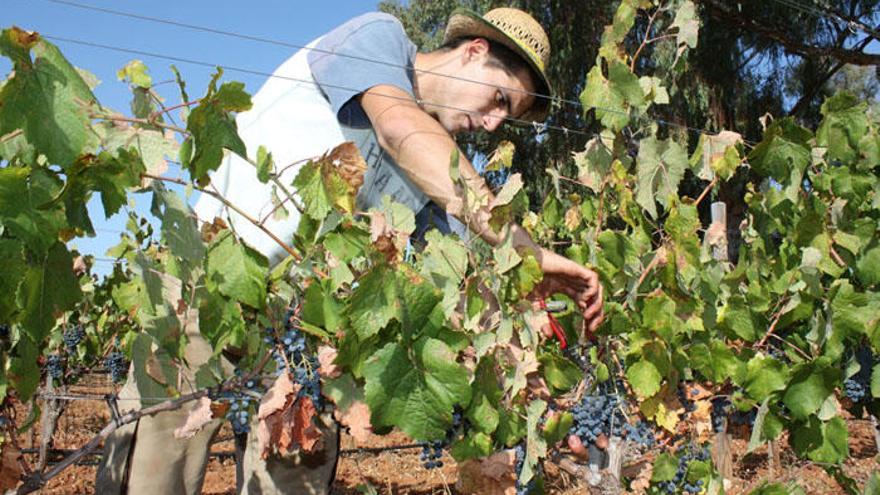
[444,7,552,122]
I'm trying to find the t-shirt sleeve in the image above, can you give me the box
[307,13,416,124]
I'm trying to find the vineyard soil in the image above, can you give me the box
[12,376,879,494]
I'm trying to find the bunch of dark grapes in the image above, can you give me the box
[677,385,698,413]
[569,392,625,444]
[46,354,64,380]
[710,397,730,433]
[657,445,710,494]
[223,377,261,435]
[0,324,9,342]
[513,443,538,495]
[265,311,322,408]
[730,407,757,427]
[843,346,875,405]
[420,407,467,469]
[63,325,85,353]
[104,351,127,383]
[623,420,655,447]
[562,345,590,371]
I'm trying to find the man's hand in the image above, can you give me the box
[531,249,604,334]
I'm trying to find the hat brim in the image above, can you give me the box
[444,8,551,123]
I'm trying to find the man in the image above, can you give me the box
[97,7,604,495]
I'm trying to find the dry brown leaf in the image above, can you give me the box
[692,399,714,441]
[287,396,322,453]
[456,449,517,495]
[145,353,167,385]
[317,345,341,379]
[257,373,321,457]
[72,255,87,276]
[629,460,654,494]
[257,373,299,458]
[563,205,581,231]
[338,401,372,444]
[527,375,552,401]
[368,211,400,264]
[705,221,727,247]
[327,142,367,191]
[174,397,214,439]
[0,442,22,491]
[200,216,228,243]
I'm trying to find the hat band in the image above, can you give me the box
[500,30,545,73]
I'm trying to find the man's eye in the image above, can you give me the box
[495,92,505,105]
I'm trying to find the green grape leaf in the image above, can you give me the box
[519,399,548,485]
[131,333,178,406]
[16,242,82,343]
[572,137,613,193]
[580,61,643,131]
[484,140,515,172]
[817,92,868,165]
[856,245,880,287]
[749,118,812,182]
[206,231,268,310]
[627,359,662,398]
[871,363,880,399]
[671,0,699,61]
[116,59,152,88]
[420,230,468,317]
[718,295,760,342]
[93,119,180,179]
[0,28,98,167]
[652,452,679,481]
[8,335,40,401]
[744,355,789,401]
[65,149,145,225]
[538,353,582,392]
[185,75,251,185]
[0,167,66,256]
[150,183,205,266]
[635,137,687,219]
[198,290,247,347]
[0,239,26,321]
[256,145,273,183]
[783,360,837,420]
[450,431,493,460]
[599,0,637,60]
[348,267,399,339]
[865,473,880,495]
[363,339,471,440]
[790,416,849,464]
[541,411,573,445]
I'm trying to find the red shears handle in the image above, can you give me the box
[538,299,567,350]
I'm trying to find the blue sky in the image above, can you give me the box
[3,0,383,274]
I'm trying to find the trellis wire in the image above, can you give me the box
[39,0,731,139]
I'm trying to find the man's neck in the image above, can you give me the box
[412,49,461,105]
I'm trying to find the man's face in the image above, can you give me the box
[428,42,536,135]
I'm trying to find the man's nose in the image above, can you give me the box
[481,111,505,132]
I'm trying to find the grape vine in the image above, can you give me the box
[1,0,879,491]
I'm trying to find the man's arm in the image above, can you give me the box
[359,85,603,330]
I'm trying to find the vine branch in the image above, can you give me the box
[143,173,303,262]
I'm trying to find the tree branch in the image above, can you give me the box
[699,0,880,66]
[789,35,874,116]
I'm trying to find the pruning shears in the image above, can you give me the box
[538,299,568,350]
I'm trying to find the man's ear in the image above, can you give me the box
[462,37,491,64]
